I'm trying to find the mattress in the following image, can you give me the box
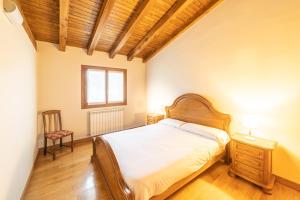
[103,123,227,200]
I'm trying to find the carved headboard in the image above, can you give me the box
[165,93,231,132]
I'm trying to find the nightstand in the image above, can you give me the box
[147,113,164,125]
[229,133,277,194]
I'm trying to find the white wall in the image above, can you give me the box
[0,2,37,199]
[37,42,146,146]
[147,0,300,183]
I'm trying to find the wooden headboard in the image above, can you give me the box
[165,93,231,132]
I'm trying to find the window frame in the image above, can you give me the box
[81,65,127,109]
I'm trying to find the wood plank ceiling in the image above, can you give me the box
[19,0,221,62]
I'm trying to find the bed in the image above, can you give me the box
[91,93,231,200]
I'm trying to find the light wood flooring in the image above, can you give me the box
[24,142,300,200]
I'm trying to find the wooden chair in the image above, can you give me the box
[42,110,73,160]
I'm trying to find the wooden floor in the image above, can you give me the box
[24,142,300,200]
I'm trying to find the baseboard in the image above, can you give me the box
[20,150,40,200]
[38,136,93,152]
[276,175,300,192]
[69,136,93,145]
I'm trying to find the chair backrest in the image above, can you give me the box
[42,110,62,134]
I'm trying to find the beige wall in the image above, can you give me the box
[37,42,146,146]
[147,0,300,183]
[0,2,37,199]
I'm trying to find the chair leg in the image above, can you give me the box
[44,137,47,156]
[60,138,63,147]
[52,139,56,160]
[71,133,74,152]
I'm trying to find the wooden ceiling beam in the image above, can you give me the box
[59,0,70,51]
[127,0,191,61]
[143,0,221,62]
[22,15,37,50]
[14,0,37,50]
[87,0,116,55]
[109,0,154,59]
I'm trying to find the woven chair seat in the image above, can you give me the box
[46,130,73,140]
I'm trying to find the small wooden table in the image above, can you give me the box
[229,133,277,194]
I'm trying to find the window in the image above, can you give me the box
[81,65,127,109]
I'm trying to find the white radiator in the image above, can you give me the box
[89,107,124,136]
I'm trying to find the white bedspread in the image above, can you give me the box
[103,123,226,200]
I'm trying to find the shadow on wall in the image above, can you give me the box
[5,140,36,200]
[273,145,300,182]
[124,112,147,129]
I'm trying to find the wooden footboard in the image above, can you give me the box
[92,135,229,200]
[91,137,134,200]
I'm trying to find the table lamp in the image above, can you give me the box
[242,115,259,140]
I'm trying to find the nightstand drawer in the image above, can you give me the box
[147,114,164,125]
[234,153,264,170]
[234,142,264,159]
[234,162,263,182]
[147,118,155,123]
[147,121,155,125]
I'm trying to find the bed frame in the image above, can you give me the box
[91,93,231,200]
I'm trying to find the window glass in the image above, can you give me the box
[87,69,105,104]
[108,71,124,103]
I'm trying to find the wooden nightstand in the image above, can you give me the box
[229,134,277,194]
[147,113,164,125]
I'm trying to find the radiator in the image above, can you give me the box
[89,107,124,136]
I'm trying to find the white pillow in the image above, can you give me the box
[158,118,186,128]
[180,123,229,146]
